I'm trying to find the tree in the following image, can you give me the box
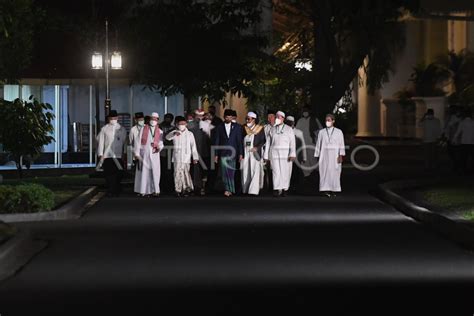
[125,0,269,110]
[274,0,419,118]
[0,97,55,177]
[0,0,39,83]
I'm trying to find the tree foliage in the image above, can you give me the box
[0,0,39,83]
[273,0,419,118]
[125,0,269,107]
[0,97,55,177]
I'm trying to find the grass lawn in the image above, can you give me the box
[1,175,103,210]
[421,181,474,221]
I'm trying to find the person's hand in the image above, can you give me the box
[264,159,270,164]
[134,155,141,161]
[288,156,296,162]
[239,155,243,162]
[214,156,219,164]
[337,155,344,164]
[193,160,198,165]
[98,156,104,162]
[250,147,257,153]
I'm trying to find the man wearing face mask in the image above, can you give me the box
[214,109,244,197]
[134,112,164,197]
[296,105,323,176]
[188,108,212,195]
[314,114,345,198]
[166,116,199,197]
[419,109,442,170]
[264,111,296,197]
[97,110,127,197]
[241,112,266,195]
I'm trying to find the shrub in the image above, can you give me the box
[0,183,54,214]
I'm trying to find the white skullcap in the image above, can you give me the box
[276,111,286,118]
[286,116,295,122]
[195,108,205,115]
[150,112,159,118]
[247,111,257,119]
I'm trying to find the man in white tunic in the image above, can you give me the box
[166,116,199,197]
[241,112,266,195]
[314,114,345,197]
[264,111,296,197]
[134,112,163,197]
[97,110,127,197]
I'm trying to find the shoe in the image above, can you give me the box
[330,192,337,197]
[281,190,287,197]
[153,193,160,198]
[323,192,331,198]
[273,190,280,197]
[175,192,182,197]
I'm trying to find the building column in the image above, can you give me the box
[356,59,382,137]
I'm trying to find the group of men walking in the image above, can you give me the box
[96,106,346,198]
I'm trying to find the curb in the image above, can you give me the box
[0,229,47,281]
[0,186,101,223]
[376,179,474,250]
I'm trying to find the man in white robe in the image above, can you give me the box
[134,112,163,197]
[314,114,345,197]
[241,112,266,195]
[166,116,199,197]
[97,110,127,197]
[264,111,296,197]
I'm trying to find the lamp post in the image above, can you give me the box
[91,20,122,129]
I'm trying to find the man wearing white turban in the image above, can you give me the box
[264,111,296,197]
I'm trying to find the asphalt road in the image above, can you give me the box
[1,171,474,315]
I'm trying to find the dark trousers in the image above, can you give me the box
[459,144,474,173]
[264,163,273,193]
[103,158,123,195]
[160,155,174,193]
[192,156,210,193]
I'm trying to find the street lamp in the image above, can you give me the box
[91,20,122,120]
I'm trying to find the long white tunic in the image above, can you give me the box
[242,132,264,195]
[166,128,199,192]
[97,123,127,159]
[129,125,143,182]
[314,127,345,192]
[134,126,163,194]
[165,129,199,164]
[264,124,296,191]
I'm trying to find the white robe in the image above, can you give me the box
[314,127,345,192]
[134,126,163,194]
[166,129,199,192]
[241,132,264,195]
[264,124,296,191]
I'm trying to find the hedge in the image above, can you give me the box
[0,183,55,214]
